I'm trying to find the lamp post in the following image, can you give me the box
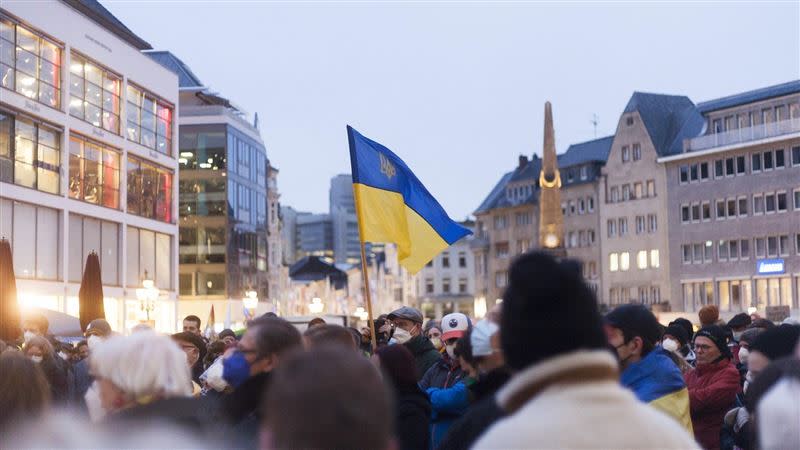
[354,306,368,321]
[308,297,324,314]
[135,270,159,323]
[243,289,258,316]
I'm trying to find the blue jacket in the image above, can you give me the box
[426,382,470,448]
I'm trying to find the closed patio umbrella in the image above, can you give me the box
[0,238,21,342]
[78,251,105,331]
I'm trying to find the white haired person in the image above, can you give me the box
[87,331,211,436]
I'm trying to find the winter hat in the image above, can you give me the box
[441,313,470,341]
[698,305,720,327]
[669,318,695,343]
[605,304,662,346]
[694,325,731,358]
[501,252,606,371]
[739,328,763,346]
[471,320,500,357]
[749,318,775,330]
[664,324,690,347]
[749,324,800,361]
[727,313,752,330]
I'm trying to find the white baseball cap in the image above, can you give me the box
[441,313,470,341]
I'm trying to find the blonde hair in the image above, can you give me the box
[90,331,192,402]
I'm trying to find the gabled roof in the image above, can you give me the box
[474,171,514,214]
[624,92,705,156]
[145,51,203,88]
[63,0,152,50]
[558,135,614,167]
[697,80,800,114]
[509,156,542,182]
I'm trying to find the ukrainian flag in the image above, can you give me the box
[347,126,472,274]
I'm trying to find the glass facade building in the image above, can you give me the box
[178,124,269,300]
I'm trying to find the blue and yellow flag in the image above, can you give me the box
[347,126,471,274]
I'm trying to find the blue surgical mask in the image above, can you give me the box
[222,351,251,388]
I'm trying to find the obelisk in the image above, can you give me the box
[538,102,565,254]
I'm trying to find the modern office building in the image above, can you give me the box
[296,212,334,261]
[0,1,180,332]
[330,173,360,265]
[661,81,800,316]
[417,221,476,318]
[147,50,271,326]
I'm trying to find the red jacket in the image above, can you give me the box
[684,358,741,450]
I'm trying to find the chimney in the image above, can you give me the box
[518,154,529,168]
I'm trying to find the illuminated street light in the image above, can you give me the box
[308,297,324,314]
[135,270,159,322]
[243,289,258,311]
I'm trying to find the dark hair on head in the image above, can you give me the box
[262,347,392,450]
[303,324,357,350]
[307,317,326,328]
[669,318,695,344]
[375,344,418,387]
[25,336,54,359]
[183,315,201,328]
[248,316,302,359]
[0,351,50,430]
[218,329,236,340]
[744,357,800,414]
[454,329,476,366]
[22,313,49,334]
[620,327,656,357]
[749,324,800,361]
[501,252,607,370]
[346,327,363,347]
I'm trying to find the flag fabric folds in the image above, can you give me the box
[347,126,472,274]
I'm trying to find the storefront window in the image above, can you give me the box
[126,84,173,155]
[780,277,792,307]
[719,281,730,311]
[126,226,172,290]
[0,111,60,194]
[69,53,120,133]
[0,17,61,108]
[126,155,173,222]
[68,135,120,208]
[0,199,60,280]
[768,278,780,306]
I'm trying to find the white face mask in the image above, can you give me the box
[738,347,750,364]
[200,356,229,392]
[445,344,456,359]
[392,327,412,345]
[87,335,102,351]
[430,337,443,350]
[662,338,679,353]
[30,355,43,363]
[58,351,69,361]
[23,331,36,343]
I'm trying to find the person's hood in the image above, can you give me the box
[404,334,436,356]
[620,348,686,403]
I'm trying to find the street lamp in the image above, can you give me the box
[135,270,159,322]
[308,297,324,314]
[243,289,258,312]
[354,306,368,321]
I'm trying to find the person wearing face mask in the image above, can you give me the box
[24,335,70,405]
[662,324,693,374]
[387,306,441,380]
[171,331,208,388]
[217,316,302,449]
[605,305,694,434]
[424,320,444,352]
[727,313,752,365]
[72,319,112,410]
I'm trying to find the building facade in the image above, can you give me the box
[0,1,179,332]
[147,51,271,327]
[661,82,800,317]
[266,162,286,305]
[330,173,360,265]
[417,221,476,318]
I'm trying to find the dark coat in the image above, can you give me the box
[437,368,511,450]
[218,372,272,450]
[419,354,463,390]
[404,335,441,381]
[109,397,217,436]
[685,358,741,450]
[395,385,431,450]
[40,356,71,405]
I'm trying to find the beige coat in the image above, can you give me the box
[473,350,700,450]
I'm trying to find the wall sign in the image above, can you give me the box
[757,259,785,275]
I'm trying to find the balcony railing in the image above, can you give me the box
[180,105,260,136]
[684,118,800,152]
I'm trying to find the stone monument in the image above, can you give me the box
[537,102,566,257]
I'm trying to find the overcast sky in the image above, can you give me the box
[103,1,799,219]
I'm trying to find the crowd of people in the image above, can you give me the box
[1,252,799,449]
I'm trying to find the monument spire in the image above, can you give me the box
[538,101,565,250]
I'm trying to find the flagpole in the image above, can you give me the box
[353,185,378,351]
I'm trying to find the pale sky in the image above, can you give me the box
[102,0,800,219]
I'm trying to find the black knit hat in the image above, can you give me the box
[727,313,752,330]
[605,305,662,346]
[694,325,731,358]
[501,252,607,371]
[669,318,694,343]
[664,324,690,346]
[750,324,800,361]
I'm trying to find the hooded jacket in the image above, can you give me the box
[474,350,700,449]
[621,347,693,433]
[684,358,741,450]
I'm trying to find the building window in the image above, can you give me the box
[650,249,660,268]
[736,156,746,174]
[715,159,724,178]
[493,215,507,230]
[68,135,120,209]
[794,189,800,210]
[588,230,596,245]
[126,84,173,155]
[126,155,173,223]
[753,194,764,215]
[678,163,688,182]
[637,250,648,269]
[588,196,595,212]
[610,186,619,203]
[569,201,576,215]
[425,278,434,294]
[755,237,765,258]
[495,271,507,288]
[725,157,735,176]
[700,162,709,180]
[569,232,578,248]
[682,245,691,264]
[126,226,172,290]
[516,239,530,254]
[752,153,762,172]
[620,252,630,271]
[515,212,531,226]
[68,214,119,284]
[458,278,467,294]
[607,219,617,237]
[458,252,466,268]
[764,151,773,170]
[634,182,643,199]
[495,242,509,258]
[691,204,700,222]
[0,111,60,194]
[704,240,713,262]
[636,215,645,234]
[442,254,450,268]
[719,240,729,260]
[692,243,704,263]
[69,53,120,133]
[777,192,788,212]
[765,193,776,213]
[647,180,656,197]
[727,199,736,218]
[775,149,785,168]
[609,253,619,272]
[621,146,630,162]
[0,199,60,280]
[690,164,699,182]
[648,214,657,232]
[779,235,790,256]
[578,198,585,214]
[619,218,628,236]
[767,236,778,257]
[716,199,726,220]
[729,240,739,260]
[442,278,451,294]
[0,18,61,108]
[622,184,630,201]
[701,202,711,221]
[792,146,800,166]
[738,197,747,217]
[740,239,750,259]
[580,166,588,180]
[632,144,641,161]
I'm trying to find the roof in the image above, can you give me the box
[624,92,705,156]
[63,0,152,50]
[697,80,800,114]
[558,135,614,167]
[474,171,513,214]
[145,51,203,88]
[289,256,348,289]
[509,156,542,182]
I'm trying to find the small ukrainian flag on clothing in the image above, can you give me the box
[347,126,472,274]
